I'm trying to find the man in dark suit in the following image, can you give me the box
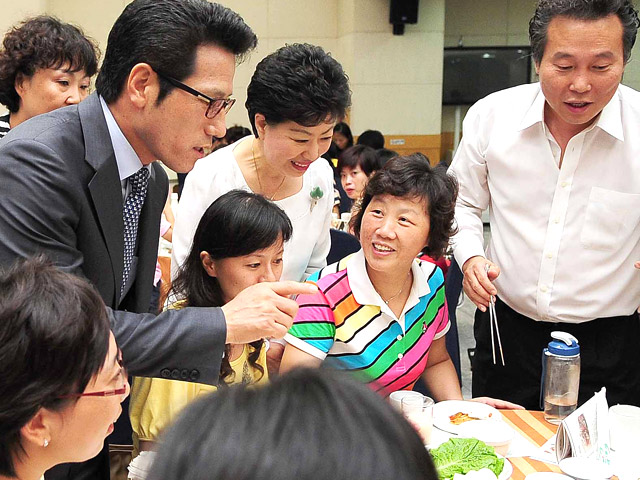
[0,1,316,478]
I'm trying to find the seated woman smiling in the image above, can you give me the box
[281,155,520,409]
[0,257,128,480]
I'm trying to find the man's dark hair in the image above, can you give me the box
[352,154,458,260]
[246,43,351,136]
[0,256,111,476]
[147,368,439,480]
[529,0,639,64]
[337,144,381,177]
[376,148,398,167]
[357,129,385,149]
[96,0,257,103]
[0,15,99,113]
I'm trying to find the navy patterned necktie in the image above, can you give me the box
[121,167,149,296]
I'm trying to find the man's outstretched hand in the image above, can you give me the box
[221,281,318,344]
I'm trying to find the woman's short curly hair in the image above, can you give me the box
[246,43,351,136]
[0,15,99,112]
[351,154,458,259]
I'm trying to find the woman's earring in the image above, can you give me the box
[43,439,49,447]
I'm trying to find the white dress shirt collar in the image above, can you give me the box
[345,249,431,323]
[518,86,624,142]
[99,95,144,181]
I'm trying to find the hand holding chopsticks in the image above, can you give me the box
[484,263,505,366]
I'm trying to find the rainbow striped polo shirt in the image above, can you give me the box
[285,249,449,397]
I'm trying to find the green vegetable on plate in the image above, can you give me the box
[430,438,505,480]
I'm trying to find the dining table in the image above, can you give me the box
[500,409,562,480]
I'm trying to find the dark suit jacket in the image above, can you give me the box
[0,95,225,390]
[0,94,226,434]
[0,95,227,479]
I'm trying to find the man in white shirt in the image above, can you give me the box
[450,0,640,409]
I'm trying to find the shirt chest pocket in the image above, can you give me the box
[580,187,640,251]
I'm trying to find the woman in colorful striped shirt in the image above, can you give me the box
[281,155,519,409]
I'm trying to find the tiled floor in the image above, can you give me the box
[456,293,476,399]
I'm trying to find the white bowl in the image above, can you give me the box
[457,420,515,456]
[389,390,424,412]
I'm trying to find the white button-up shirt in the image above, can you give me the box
[450,82,640,323]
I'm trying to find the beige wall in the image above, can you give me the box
[6,0,639,159]
[1,0,446,144]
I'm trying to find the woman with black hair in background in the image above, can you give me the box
[130,191,293,469]
[0,15,98,138]
[332,121,353,156]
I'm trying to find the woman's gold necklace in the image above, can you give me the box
[380,271,411,305]
[252,140,286,201]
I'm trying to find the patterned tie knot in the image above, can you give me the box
[129,167,149,196]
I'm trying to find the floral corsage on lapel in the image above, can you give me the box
[309,186,324,212]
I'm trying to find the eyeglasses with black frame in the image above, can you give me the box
[154,69,235,119]
[58,349,128,398]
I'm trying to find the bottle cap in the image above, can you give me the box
[548,331,580,356]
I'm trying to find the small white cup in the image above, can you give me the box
[401,395,434,445]
[389,390,423,412]
[609,404,640,479]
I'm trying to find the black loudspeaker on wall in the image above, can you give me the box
[389,0,419,35]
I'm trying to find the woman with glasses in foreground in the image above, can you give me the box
[0,257,129,480]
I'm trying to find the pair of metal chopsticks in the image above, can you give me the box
[485,264,505,366]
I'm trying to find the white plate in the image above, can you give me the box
[498,457,513,480]
[525,473,573,480]
[432,400,503,434]
[558,457,614,480]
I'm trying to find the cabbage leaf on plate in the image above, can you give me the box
[430,438,505,480]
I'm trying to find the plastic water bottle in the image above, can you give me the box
[541,331,580,424]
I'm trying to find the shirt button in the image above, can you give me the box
[546,253,553,259]
[554,218,560,224]
[398,353,404,360]
[540,285,548,293]
[397,335,403,341]
[561,182,568,188]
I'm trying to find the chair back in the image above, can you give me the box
[327,228,361,264]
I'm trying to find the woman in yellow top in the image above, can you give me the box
[129,190,293,455]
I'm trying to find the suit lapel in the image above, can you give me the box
[80,94,125,298]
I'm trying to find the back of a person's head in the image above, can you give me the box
[0,256,110,476]
[376,148,398,167]
[338,144,380,176]
[147,368,437,480]
[357,129,385,149]
[224,125,251,144]
[246,43,351,136]
[96,0,257,103]
[0,15,99,113]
